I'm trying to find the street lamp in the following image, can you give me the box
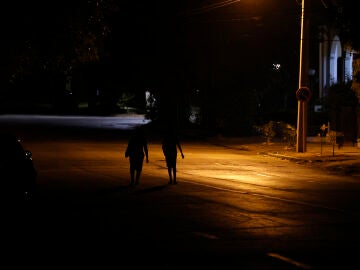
[296,0,311,153]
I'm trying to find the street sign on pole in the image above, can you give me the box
[296,87,312,102]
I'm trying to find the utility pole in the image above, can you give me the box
[296,0,311,153]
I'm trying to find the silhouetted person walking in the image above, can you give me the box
[162,127,184,184]
[125,127,149,185]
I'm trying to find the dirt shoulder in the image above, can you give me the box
[206,136,360,177]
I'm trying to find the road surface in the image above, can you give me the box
[2,114,360,269]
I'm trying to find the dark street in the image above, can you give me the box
[1,2,359,269]
[2,115,360,269]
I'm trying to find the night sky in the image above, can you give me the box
[1,0,301,76]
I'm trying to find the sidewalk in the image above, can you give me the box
[207,136,360,176]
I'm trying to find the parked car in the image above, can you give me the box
[0,133,37,200]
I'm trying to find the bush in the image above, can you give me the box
[254,121,296,145]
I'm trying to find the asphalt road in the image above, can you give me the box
[2,114,360,269]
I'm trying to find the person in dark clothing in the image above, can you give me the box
[162,128,184,184]
[125,127,149,185]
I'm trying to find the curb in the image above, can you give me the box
[260,152,321,163]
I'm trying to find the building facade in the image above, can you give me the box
[309,0,359,142]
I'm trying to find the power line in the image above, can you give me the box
[181,0,242,16]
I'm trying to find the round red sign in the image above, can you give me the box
[296,87,312,102]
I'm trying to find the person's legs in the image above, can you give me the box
[166,157,173,184]
[168,155,178,184]
[173,164,177,184]
[129,159,135,185]
[133,158,143,185]
[130,168,135,185]
[167,167,172,184]
[135,169,141,185]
